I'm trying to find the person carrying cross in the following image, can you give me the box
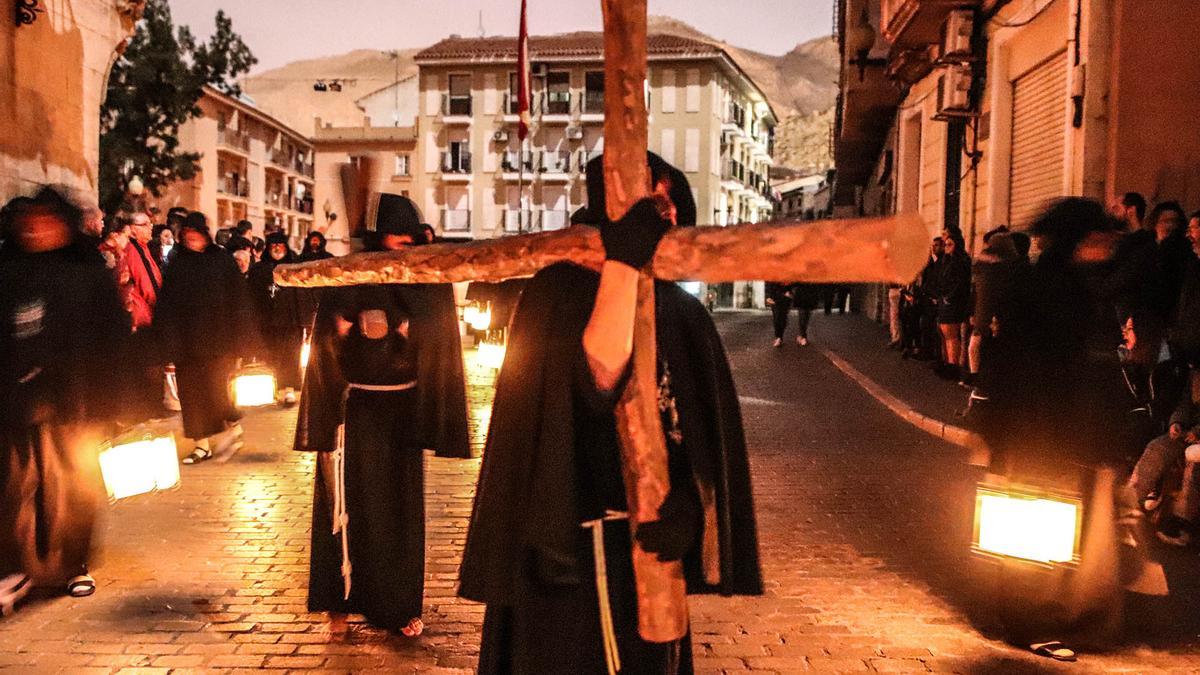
[458,153,762,674]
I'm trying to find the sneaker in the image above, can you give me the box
[797,337,809,346]
[1156,516,1193,547]
[772,338,782,348]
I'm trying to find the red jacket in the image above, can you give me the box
[122,239,162,330]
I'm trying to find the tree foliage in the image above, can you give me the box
[99,0,256,213]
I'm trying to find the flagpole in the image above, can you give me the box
[515,0,531,236]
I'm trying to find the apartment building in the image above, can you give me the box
[158,85,316,242]
[410,33,778,241]
[834,0,1200,251]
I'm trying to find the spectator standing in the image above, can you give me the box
[909,237,943,361]
[149,224,176,268]
[225,219,253,254]
[122,212,162,332]
[965,227,1025,388]
[154,212,259,465]
[935,232,972,380]
[248,232,306,404]
[1112,192,1145,233]
[0,188,132,611]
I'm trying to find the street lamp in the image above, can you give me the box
[845,7,887,82]
[128,175,145,196]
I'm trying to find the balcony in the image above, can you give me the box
[442,209,471,233]
[882,0,979,54]
[538,150,571,179]
[540,209,570,232]
[294,158,314,178]
[722,102,747,135]
[503,209,535,233]
[441,94,473,122]
[581,90,604,118]
[295,197,314,214]
[217,176,248,198]
[541,91,572,121]
[217,127,250,153]
[269,147,293,168]
[441,151,472,180]
[500,150,536,179]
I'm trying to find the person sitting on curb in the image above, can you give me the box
[1124,366,1200,546]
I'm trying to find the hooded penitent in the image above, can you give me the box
[247,232,309,390]
[297,231,333,263]
[460,155,761,674]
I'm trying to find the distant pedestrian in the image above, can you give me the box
[766,282,817,347]
[154,212,259,465]
[122,212,162,332]
[935,232,971,380]
[226,219,253,254]
[149,224,176,268]
[0,188,132,612]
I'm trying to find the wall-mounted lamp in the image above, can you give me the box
[845,7,887,82]
[323,198,337,224]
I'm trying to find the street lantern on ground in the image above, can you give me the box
[98,428,180,501]
[463,302,492,332]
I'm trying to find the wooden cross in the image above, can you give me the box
[277,0,927,645]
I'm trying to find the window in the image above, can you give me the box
[685,69,700,112]
[394,154,410,177]
[507,72,520,114]
[448,74,472,116]
[584,71,605,114]
[545,71,570,115]
[684,128,700,172]
[661,69,676,113]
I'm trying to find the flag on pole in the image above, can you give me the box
[516,0,531,141]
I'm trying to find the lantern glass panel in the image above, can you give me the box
[974,486,1080,564]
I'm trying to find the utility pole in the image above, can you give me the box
[385,50,401,127]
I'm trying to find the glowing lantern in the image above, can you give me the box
[477,339,507,370]
[464,303,492,332]
[98,431,180,501]
[232,362,277,408]
[973,483,1082,565]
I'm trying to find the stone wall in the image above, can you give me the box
[0,0,142,205]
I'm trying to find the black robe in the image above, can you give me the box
[154,244,259,439]
[0,245,130,584]
[248,254,312,390]
[460,263,761,674]
[295,284,470,458]
[300,286,426,628]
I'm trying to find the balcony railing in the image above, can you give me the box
[218,176,248,198]
[442,93,473,117]
[217,128,250,152]
[295,198,314,214]
[442,151,472,174]
[581,90,604,115]
[539,150,571,174]
[294,158,314,178]
[270,148,293,168]
[500,150,535,173]
[722,159,745,183]
[503,209,535,233]
[443,209,471,232]
[542,91,572,116]
[540,209,569,232]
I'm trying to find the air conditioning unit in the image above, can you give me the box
[565,126,583,141]
[531,63,548,77]
[936,64,973,117]
[941,9,974,62]
[493,130,509,143]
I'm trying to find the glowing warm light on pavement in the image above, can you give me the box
[464,304,492,332]
[477,341,506,370]
[233,367,277,408]
[98,435,180,501]
[975,488,1080,564]
[300,339,311,370]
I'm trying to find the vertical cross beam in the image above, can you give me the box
[601,0,689,643]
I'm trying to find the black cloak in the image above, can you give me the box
[458,262,762,605]
[294,283,470,458]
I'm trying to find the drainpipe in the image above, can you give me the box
[1068,0,1085,128]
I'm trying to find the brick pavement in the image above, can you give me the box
[2,314,1200,673]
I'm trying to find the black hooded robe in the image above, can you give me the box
[155,242,259,440]
[248,249,310,391]
[460,263,762,675]
[295,282,471,629]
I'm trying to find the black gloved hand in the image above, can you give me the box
[634,485,701,563]
[600,197,672,270]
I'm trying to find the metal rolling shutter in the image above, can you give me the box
[1009,51,1068,229]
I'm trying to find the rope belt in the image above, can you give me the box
[331,380,418,600]
[580,510,630,675]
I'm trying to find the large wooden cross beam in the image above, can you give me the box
[276,0,927,645]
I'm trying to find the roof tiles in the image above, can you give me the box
[415,32,721,62]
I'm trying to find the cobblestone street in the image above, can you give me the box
[3,313,1200,673]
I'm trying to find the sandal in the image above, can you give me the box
[400,617,424,637]
[0,574,31,616]
[181,447,212,465]
[67,574,95,598]
[1030,641,1076,662]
